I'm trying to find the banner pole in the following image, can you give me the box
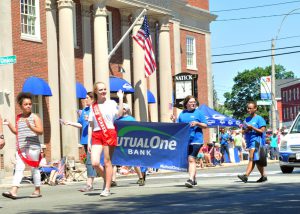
[108,8,147,61]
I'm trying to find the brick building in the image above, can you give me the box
[0,0,216,175]
[279,79,300,128]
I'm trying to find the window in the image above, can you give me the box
[289,90,291,101]
[20,0,41,41]
[107,11,113,52]
[294,88,296,100]
[186,36,197,70]
[32,96,44,145]
[283,108,286,120]
[297,88,299,100]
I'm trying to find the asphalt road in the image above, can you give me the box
[1,162,299,214]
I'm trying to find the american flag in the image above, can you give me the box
[133,15,157,77]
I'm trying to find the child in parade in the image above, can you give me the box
[2,92,43,199]
[88,82,123,197]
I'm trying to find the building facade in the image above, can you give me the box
[280,79,300,128]
[0,0,216,175]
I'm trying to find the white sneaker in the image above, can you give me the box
[100,189,111,197]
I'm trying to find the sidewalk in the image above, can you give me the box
[0,159,279,189]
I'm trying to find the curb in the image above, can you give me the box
[0,160,279,189]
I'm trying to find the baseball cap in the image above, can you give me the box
[123,103,130,111]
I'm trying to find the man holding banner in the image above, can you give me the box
[171,95,207,188]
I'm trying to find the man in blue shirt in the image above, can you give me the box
[62,92,97,191]
[238,101,267,183]
[219,128,233,163]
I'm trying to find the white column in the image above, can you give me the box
[173,20,182,75]
[0,0,16,175]
[132,11,148,121]
[121,12,133,110]
[148,20,158,122]
[57,0,79,159]
[159,16,173,122]
[81,3,93,92]
[93,1,110,97]
[46,0,61,161]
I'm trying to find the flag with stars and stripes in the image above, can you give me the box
[132,15,157,77]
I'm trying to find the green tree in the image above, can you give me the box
[223,65,295,122]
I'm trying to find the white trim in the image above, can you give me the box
[186,35,197,70]
[20,0,41,42]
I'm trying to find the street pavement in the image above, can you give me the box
[1,161,300,214]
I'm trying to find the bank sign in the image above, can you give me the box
[112,121,190,172]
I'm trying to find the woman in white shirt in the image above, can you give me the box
[88,82,123,197]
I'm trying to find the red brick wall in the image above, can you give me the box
[74,1,84,84]
[281,84,300,122]
[11,0,51,158]
[188,0,209,10]
[178,29,209,142]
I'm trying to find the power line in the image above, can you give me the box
[212,35,300,49]
[215,12,300,22]
[212,50,300,64]
[211,0,300,12]
[212,45,300,57]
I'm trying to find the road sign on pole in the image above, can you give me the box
[0,55,16,65]
[257,100,272,105]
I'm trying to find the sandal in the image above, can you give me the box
[29,193,42,198]
[2,191,17,200]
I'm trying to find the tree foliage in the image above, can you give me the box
[223,65,295,122]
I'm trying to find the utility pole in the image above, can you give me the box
[271,39,277,133]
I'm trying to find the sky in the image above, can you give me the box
[210,0,300,103]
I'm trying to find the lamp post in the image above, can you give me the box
[271,8,300,133]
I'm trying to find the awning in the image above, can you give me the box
[22,76,52,96]
[109,76,134,93]
[147,90,156,104]
[76,82,87,99]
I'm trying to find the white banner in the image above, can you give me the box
[260,76,271,100]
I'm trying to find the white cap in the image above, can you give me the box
[123,103,130,111]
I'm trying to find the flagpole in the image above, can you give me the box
[108,8,147,61]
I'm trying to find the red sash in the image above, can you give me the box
[16,114,42,167]
[92,103,116,146]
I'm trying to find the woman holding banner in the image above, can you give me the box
[88,82,123,197]
[171,95,207,188]
[2,92,43,199]
[237,101,267,183]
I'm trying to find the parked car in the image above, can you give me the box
[279,114,300,173]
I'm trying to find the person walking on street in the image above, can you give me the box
[238,101,267,183]
[171,95,207,188]
[234,130,245,161]
[88,82,123,197]
[2,92,44,199]
[61,92,97,192]
[219,128,233,163]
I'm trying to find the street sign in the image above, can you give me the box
[0,55,16,65]
[257,100,272,105]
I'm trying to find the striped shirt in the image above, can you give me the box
[17,113,40,149]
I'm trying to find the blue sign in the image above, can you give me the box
[112,121,190,172]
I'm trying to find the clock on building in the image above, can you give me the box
[175,80,192,99]
[174,73,198,108]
